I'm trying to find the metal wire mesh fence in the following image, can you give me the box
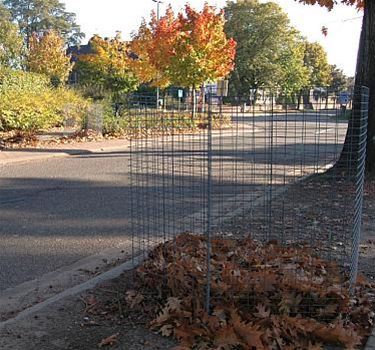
[128,86,369,314]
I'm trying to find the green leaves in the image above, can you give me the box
[224,0,332,98]
[0,3,23,68]
[225,0,293,96]
[302,41,332,87]
[3,0,84,46]
[0,67,89,132]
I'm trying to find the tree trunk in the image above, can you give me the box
[336,0,375,175]
[302,89,312,109]
[191,85,196,121]
[297,90,302,110]
[365,0,375,174]
[199,84,206,113]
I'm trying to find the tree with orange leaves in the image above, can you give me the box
[296,0,375,173]
[169,4,236,90]
[131,4,236,93]
[130,7,177,89]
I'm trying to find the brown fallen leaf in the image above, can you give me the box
[160,324,174,337]
[125,290,144,309]
[254,304,271,318]
[97,333,119,348]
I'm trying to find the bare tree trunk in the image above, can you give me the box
[336,0,375,175]
[365,0,375,174]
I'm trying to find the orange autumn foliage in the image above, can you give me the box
[295,0,364,10]
[130,3,236,89]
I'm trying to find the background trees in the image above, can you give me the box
[168,4,236,91]
[224,0,293,97]
[224,0,331,100]
[130,4,236,117]
[302,42,331,88]
[27,31,73,86]
[3,0,84,46]
[0,0,87,134]
[278,38,310,98]
[76,33,139,99]
[130,7,177,89]
[0,3,23,68]
[329,65,350,92]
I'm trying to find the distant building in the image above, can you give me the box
[67,44,94,62]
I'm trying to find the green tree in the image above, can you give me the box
[329,64,348,92]
[297,40,332,108]
[27,31,73,86]
[302,41,331,87]
[224,0,296,98]
[3,0,84,46]
[278,38,309,99]
[0,3,23,67]
[76,33,139,100]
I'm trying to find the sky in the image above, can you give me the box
[62,0,363,76]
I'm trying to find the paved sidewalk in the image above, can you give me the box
[0,138,131,165]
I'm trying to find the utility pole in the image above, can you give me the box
[152,0,163,109]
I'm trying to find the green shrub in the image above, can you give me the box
[103,114,130,135]
[0,67,50,93]
[0,67,90,132]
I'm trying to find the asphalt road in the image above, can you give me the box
[0,112,348,292]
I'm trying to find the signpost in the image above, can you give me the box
[217,80,229,120]
[217,80,229,97]
[178,89,183,112]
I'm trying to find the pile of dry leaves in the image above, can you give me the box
[130,234,375,349]
[0,129,108,149]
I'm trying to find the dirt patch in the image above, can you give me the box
[0,271,176,350]
[216,174,375,280]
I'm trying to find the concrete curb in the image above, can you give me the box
[0,141,131,166]
[0,240,135,321]
[0,254,143,330]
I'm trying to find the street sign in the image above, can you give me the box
[217,80,229,97]
[338,91,350,106]
[178,89,183,98]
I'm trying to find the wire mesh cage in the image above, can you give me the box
[128,86,369,341]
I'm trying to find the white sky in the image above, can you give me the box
[62,0,362,76]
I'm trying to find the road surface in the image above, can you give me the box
[0,112,348,292]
